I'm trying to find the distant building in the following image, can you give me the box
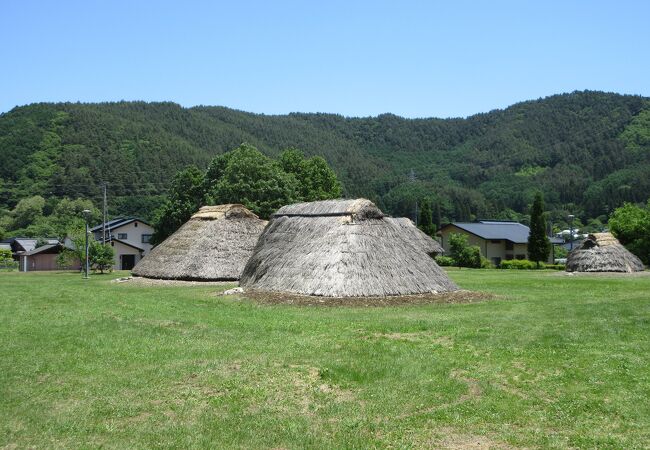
[438,220,563,266]
[0,237,59,261]
[91,218,154,270]
[19,243,80,272]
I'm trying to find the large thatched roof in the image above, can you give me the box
[132,204,267,281]
[566,232,644,273]
[240,199,458,297]
[386,217,444,256]
[275,198,384,219]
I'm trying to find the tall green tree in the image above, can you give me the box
[418,199,436,237]
[528,192,551,267]
[12,195,45,229]
[151,144,343,243]
[609,200,650,265]
[151,166,205,245]
[278,148,342,201]
[50,198,99,239]
[205,144,298,219]
[433,201,442,230]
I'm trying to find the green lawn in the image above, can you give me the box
[1,270,649,449]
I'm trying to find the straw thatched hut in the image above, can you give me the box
[566,232,644,273]
[386,217,444,256]
[132,204,267,281]
[239,199,458,297]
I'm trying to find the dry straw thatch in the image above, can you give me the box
[132,204,267,281]
[386,217,444,256]
[566,232,644,273]
[239,199,458,297]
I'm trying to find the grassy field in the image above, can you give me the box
[1,270,649,449]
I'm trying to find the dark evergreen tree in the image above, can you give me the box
[528,192,551,267]
[418,199,436,237]
[433,201,442,229]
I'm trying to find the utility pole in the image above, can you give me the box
[568,214,575,251]
[102,183,108,244]
[82,209,91,279]
[415,200,418,227]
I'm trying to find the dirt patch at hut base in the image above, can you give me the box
[557,270,650,278]
[113,276,236,287]
[237,289,495,307]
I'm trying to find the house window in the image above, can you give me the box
[505,241,514,251]
[141,234,152,244]
[134,222,138,227]
[505,254,514,260]
[117,233,127,239]
[516,254,526,260]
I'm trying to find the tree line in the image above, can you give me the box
[0,91,649,234]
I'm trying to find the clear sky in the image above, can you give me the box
[1,0,649,118]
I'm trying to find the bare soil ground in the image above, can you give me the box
[113,276,235,287]
[237,289,495,307]
[557,270,650,278]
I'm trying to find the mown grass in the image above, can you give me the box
[1,269,649,448]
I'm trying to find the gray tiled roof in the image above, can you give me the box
[90,217,152,232]
[445,221,536,244]
[22,243,61,256]
[90,217,132,232]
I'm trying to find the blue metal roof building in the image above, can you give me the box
[438,220,563,264]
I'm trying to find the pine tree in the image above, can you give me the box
[434,201,442,230]
[418,200,436,237]
[528,192,551,267]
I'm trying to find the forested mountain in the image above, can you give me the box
[1,90,649,232]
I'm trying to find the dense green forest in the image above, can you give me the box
[1,90,649,236]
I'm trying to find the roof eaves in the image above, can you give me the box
[112,239,145,252]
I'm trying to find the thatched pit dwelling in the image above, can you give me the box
[239,199,458,297]
[566,232,644,273]
[132,204,267,281]
[386,217,444,256]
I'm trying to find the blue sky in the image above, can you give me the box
[1,0,648,118]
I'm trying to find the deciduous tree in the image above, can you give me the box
[609,200,650,265]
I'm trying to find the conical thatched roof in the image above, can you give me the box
[132,204,267,281]
[239,199,458,297]
[386,217,444,256]
[566,232,644,273]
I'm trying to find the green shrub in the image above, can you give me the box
[435,255,455,267]
[458,246,482,268]
[545,263,566,270]
[499,259,545,270]
[0,248,17,271]
[448,233,483,268]
[480,257,493,269]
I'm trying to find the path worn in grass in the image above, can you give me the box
[1,269,649,448]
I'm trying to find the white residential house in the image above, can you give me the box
[91,218,155,270]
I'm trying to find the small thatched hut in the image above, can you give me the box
[239,199,458,297]
[132,204,267,281]
[386,217,444,256]
[566,232,644,273]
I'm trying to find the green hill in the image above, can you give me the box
[1,90,649,226]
